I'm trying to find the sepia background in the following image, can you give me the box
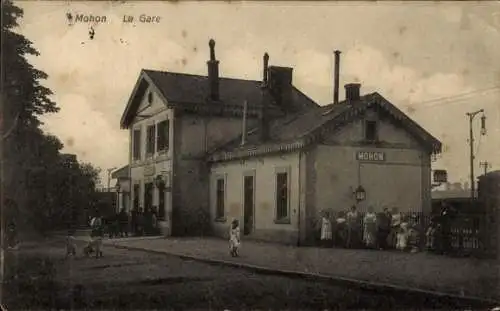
[14,1,500,184]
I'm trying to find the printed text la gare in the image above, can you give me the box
[123,14,161,23]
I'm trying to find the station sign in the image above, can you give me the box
[356,151,386,162]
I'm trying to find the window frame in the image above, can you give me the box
[214,174,227,222]
[274,166,291,224]
[132,129,142,161]
[146,124,156,157]
[364,120,378,142]
[156,119,170,153]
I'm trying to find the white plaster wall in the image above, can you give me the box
[210,152,301,241]
[128,85,175,234]
[313,115,432,216]
[314,145,425,213]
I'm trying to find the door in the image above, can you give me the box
[158,186,165,220]
[144,182,154,211]
[243,175,255,235]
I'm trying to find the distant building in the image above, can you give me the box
[111,165,130,213]
[61,153,77,167]
[119,39,442,244]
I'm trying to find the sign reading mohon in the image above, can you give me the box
[356,151,386,162]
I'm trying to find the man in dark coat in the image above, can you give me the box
[130,208,138,236]
[377,208,392,250]
[118,208,129,237]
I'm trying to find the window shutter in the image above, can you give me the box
[133,130,141,160]
[164,120,170,150]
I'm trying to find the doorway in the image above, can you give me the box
[243,174,255,235]
[144,182,154,212]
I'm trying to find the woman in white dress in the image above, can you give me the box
[396,216,409,251]
[390,208,402,249]
[320,211,333,247]
[363,206,377,248]
[229,219,241,257]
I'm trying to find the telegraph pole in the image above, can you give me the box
[479,161,490,175]
[466,109,486,200]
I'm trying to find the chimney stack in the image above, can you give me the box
[263,52,269,85]
[260,53,270,142]
[207,39,220,101]
[268,66,293,108]
[333,50,341,105]
[241,100,248,145]
[345,83,361,102]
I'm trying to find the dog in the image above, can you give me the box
[83,238,103,258]
[65,235,77,259]
[82,239,95,257]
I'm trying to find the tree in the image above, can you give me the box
[2,1,100,235]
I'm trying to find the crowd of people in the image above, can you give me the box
[93,206,161,239]
[318,204,456,254]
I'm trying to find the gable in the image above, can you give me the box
[120,69,319,129]
[120,71,170,129]
[307,93,442,154]
[322,110,421,150]
[131,85,168,124]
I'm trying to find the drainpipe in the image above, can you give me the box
[241,100,248,145]
[297,151,302,247]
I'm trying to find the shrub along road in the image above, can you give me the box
[2,239,496,310]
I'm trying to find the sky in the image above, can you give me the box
[15,1,500,186]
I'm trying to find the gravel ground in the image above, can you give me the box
[2,239,496,310]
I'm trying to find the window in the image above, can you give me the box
[275,171,289,221]
[133,129,141,160]
[147,92,153,104]
[157,120,170,152]
[146,125,155,156]
[215,177,225,219]
[365,120,378,141]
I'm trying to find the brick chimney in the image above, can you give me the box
[333,50,341,105]
[260,53,270,142]
[207,39,220,101]
[268,66,293,109]
[345,83,361,102]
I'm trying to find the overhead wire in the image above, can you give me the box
[397,85,500,111]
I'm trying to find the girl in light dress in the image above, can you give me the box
[320,211,333,247]
[396,216,409,251]
[363,206,378,249]
[229,219,241,257]
[390,208,402,248]
[426,219,438,252]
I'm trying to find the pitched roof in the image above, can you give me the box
[208,92,443,162]
[120,69,318,128]
[111,165,129,179]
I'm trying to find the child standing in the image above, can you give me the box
[396,217,409,251]
[90,214,104,258]
[229,219,241,257]
[426,220,437,252]
[320,211,333,247]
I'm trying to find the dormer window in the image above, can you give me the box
[147,92,153,104]
[365,120,378,141]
